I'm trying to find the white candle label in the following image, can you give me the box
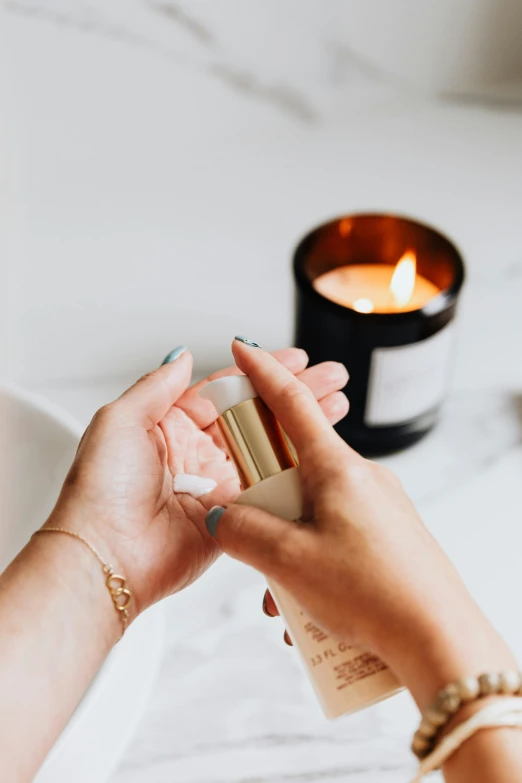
[365,324,455,427]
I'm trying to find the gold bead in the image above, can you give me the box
[437,683,462,715]
[478,672,501,696]
[424,706,448,727]
[418,718,438,739]
[498,671,522,694]
[412,733,431,758]
[456,675,480,702]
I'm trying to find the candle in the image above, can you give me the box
[293,214,465,455]
[313,251,441,314]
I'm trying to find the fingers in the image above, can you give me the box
[176,347,309,429]
[179,351,348,430]
[262,589,279,617]
[115,349,193,428]
[292,361,348,401]
[232,340,349,459]
[262,590,292,645]
[205,503,307,583]
[199,388,347,460]
[320,391,350,425]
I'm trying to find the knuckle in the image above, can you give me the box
[376,463,402,487]
[345,459,401,489]
[91,402,116,426]
[136,370,157,385]
[279,377,312,406]
[345,458,374,487]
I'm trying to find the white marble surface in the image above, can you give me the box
[2,1,522,781]
[27,379,522,783]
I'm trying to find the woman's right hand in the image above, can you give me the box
[206,340,515,710]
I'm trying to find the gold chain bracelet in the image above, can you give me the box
[33,527,132,638]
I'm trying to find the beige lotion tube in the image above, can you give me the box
[200,375,402,719]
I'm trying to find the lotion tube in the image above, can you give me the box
[200,375,402,719]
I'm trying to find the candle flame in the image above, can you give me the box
[390,251,416,307]
[353,297,374,313]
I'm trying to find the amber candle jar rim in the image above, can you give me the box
[293,213,465,324]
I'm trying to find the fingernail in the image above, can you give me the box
[205,506,226,537]
[283,630,293,647]
[262,593,274,617]
[234,336,262,349]
[161,345,187,365]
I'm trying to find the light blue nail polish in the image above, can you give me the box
[206,506,226,537]
[161,345,187,365]
[234,335,262,349]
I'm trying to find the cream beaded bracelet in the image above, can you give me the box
[412,670,522,760]
[410,697,522,782]
[33,527,132,638]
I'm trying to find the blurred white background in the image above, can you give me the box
[2,0,522,392]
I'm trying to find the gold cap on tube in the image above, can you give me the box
[217,398,297,489]
[200,376,297,489]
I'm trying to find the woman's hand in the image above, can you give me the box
[206,341,516,712]
[45,346,349,616]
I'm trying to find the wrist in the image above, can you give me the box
[45,500,139,620]
[36,515,132,647]
[379,598,517,711]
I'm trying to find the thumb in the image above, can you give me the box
[205,504,306,581]
[115,347,193,428]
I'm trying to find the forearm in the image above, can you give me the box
[382,595,522,783]
[0,522,120,781]
[386,599,516,711]
[442,723,522,783]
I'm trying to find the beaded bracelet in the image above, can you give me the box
[412,670,522,759]
[33,527,132,639]
[410,697,522,782]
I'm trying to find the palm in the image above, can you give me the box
[156,407,239,599]
[107,406,240,610]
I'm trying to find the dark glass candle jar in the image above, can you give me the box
[293,214,465,456]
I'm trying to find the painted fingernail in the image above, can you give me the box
[262,593,274,617]
[234,336,262,349]
[161,345,187,365]
[283,630,293,646]
[205,506,226,537]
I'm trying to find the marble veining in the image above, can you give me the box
[1,0,321,122]
[146,1,216,47]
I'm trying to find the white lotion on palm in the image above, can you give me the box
[173,473,217,498]
[200,375,401,719]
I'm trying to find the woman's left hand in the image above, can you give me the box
[46,346,349,617]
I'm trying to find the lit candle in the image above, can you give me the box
[313,251,441,314]
[293,213,465,455]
